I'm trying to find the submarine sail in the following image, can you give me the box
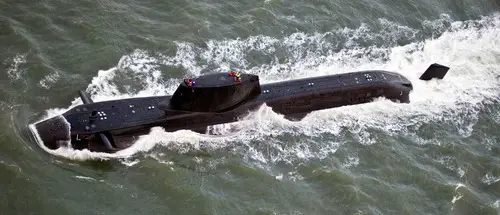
[161,72,261,112]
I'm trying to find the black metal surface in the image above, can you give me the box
[419,63,450,80]
[62,96,167,134]
[165,73,261,112]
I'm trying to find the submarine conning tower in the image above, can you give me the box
[160,72,261,112]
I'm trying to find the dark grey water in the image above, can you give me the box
[1,0,500,214]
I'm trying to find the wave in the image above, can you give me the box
[29,13,500,166]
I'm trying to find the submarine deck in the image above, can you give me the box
[256,70,408,100]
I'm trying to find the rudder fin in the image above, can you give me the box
[419,63,450,80]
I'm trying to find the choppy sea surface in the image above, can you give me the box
[1,0,500,214]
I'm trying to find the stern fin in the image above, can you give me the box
[419,63,449,80]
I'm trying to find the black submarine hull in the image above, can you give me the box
[29,64,449,153]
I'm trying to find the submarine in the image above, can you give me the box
[28,63,449,153]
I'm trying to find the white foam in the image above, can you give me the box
[39,72,60,89]
[342,156,360,169]
[28,13,500,165]
[481,173,500,185]
[74,175,96,181]
[434,155,467,178]
[451,183,467,205]
[493,200,500,209]
[4,53,27,81]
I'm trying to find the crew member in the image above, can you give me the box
[235,72,241,82]
[185,78,194,86]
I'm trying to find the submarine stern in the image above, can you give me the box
[376,71,414,103]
